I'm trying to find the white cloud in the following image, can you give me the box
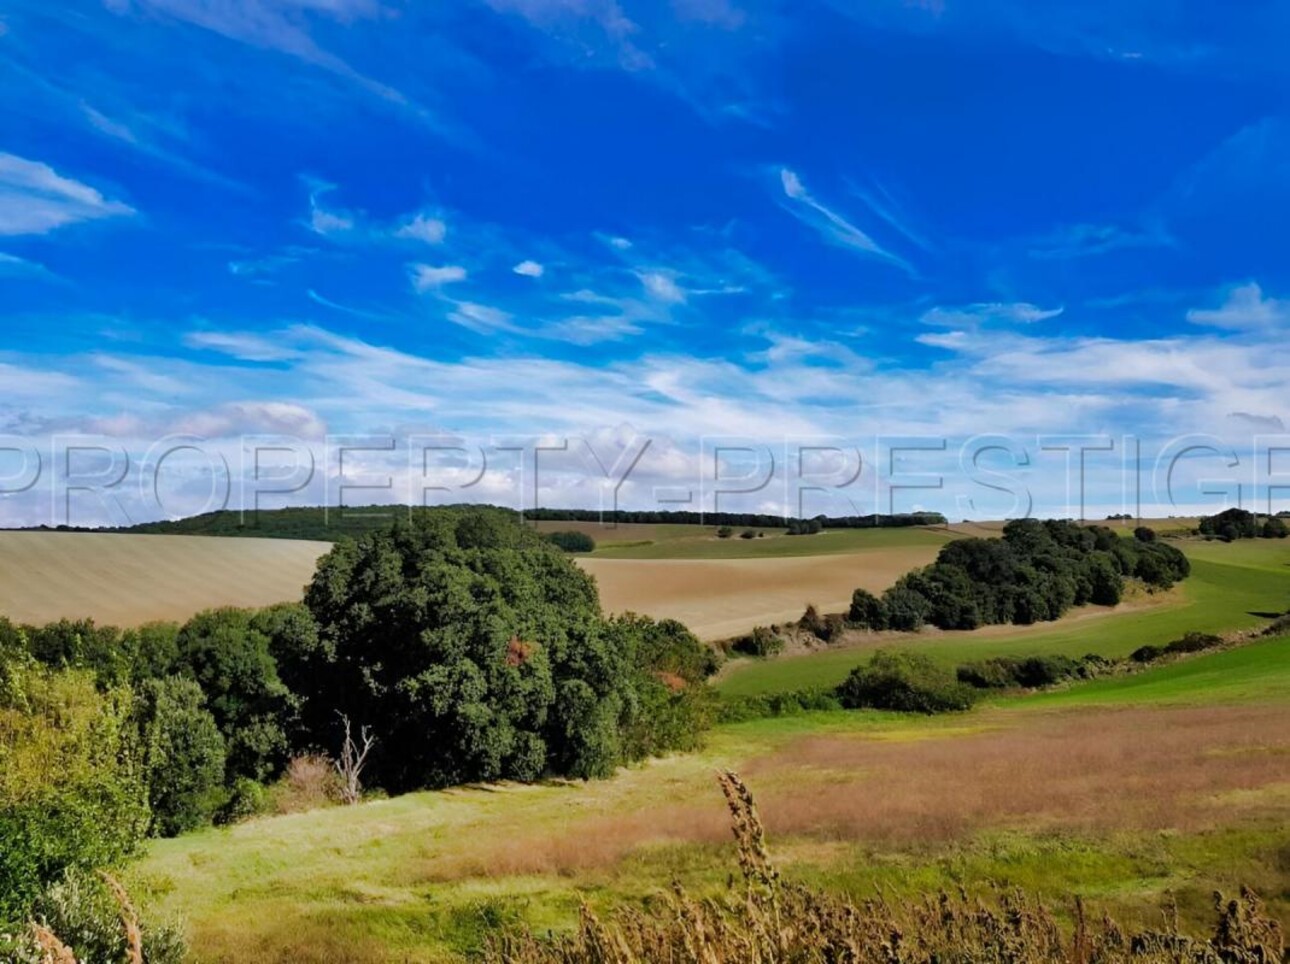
[395,213,447,244]
[513,259,544,278]
[916,330,971,350]
[411,263,468,290]
[171,401,326,439]
[607,236,632,250]
[447,301,514,333]
[777,167,915,275]
[921,302,1064,328]
[0,153,134,236]
[184,331,301,362]
[638,270,685,303]
[104,0,426,120]
[1187,282,1288,331]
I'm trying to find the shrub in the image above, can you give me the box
[799,604,826,638]
[1130,644,1164,663]
[956,654,1081,690]
[133,676,227,836]
[716,526,733,539]
[27,870,186,964]
[819,613,848,643]
[269,754,343,814]
[847,588,887,630]
[731,626,783,658]
[739,529,757,540]
[0,662,148,927]
[881,584,932,631]
[216,777,267,825]
[1164,632,1224,655]
[716,688,842,723]
[543,530,596,553]
[1262,516,1289,539]
[1134,525,1157,542]
[836,650,977,713]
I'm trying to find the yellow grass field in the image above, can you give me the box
[0,531,939,638]
[0,532,330,627]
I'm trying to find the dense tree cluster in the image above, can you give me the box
[1198,508,1289,541]
[542,530,597,553]
[848,519,1189,633]
[0,507,714,928]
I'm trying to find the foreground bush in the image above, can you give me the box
[0,660,148,927]
[837,649,976,713]
[489,773,1284,963]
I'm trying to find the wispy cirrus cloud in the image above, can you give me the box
[778,167,917,275]
[0,251,60,282]
[101,0,440,124]
[0,153,134,236]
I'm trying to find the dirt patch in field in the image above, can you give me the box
[0,532,329,627]
[422,703,1290,881]
[580,547,942,640]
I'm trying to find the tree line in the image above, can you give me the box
[0,507,715,930]
[88,506,948,542]
[846,520,1189,632]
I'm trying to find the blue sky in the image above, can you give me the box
[3,0,1290,524]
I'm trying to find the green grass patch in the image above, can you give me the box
[717,541,1290,697]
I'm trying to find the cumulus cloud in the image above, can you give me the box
[0,153,134,235]
[1187,282,1289,331]
[513,259,544,277]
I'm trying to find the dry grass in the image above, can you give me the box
[743,704,1290,844]
[0,532,328,627]
[489,772,1286,963]
[425,704,1290,882]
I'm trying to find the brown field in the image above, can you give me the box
[0,531,329,627]
[425,702,1290,882]
[581,546,940,640]
[0,530,935,639]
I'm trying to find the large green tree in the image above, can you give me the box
[297,508,711,791]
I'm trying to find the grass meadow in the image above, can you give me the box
[129,588,1290,962]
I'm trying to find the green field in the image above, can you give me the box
[717,539,1290,697]
[590,525,955,559]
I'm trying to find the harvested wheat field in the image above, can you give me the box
[0,531,329,627]
[581,544,941,640]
